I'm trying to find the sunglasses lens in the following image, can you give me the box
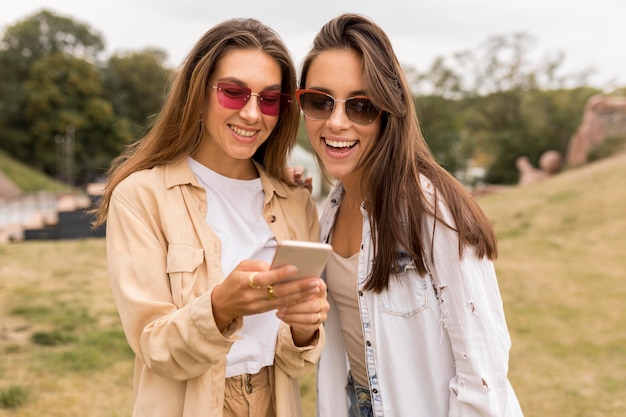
[258,92,291,116]
[216,83,250,109]
[345,97,380,125]
[297,90,380,125]
[215,83,289,116]
[299,92,334,120]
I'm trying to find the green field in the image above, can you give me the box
[1,152,625,417]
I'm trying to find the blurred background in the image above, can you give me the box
[0,1,624,416]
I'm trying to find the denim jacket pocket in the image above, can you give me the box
[166,244,204,308]
[378,253,429,317]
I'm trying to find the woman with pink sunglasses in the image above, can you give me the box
[93,18,328,417]
[297,14,524,417]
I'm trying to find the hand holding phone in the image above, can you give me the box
[270,240,332,281]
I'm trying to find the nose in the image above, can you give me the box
[326,100,351,130]
[239,93,262,121]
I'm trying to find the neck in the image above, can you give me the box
[340,176,364,208]
[192,151,258,180]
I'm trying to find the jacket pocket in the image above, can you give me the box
[166,244,204,308]
[378,252,428,317]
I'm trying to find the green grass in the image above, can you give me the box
[480,151,626,417]
[0,150,74,193]
[0,386,29,410]
[1,152,625,416]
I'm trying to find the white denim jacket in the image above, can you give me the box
[316,178,524,417]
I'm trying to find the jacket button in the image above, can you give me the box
[269,215,276,223]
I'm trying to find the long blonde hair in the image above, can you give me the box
[300,14,497,292]
[93,18,299,226]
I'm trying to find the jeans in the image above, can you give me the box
[346,372,373,417]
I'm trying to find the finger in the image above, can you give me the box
[264,284,322,312]
[280,310,326,330]
[276,297,325,315]
[270,275,322,297]
[247,271,262,289]
[303,177,313,193]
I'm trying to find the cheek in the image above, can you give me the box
[304,119,322,140]
[361,122,382,149]
[265,116,280,132]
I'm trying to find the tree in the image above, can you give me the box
[415,33,594,183]
[0,9,131,184]
[20,53,131,183]
[522,87,600,156]
[415,94,467,174]
[0,9,104,66]
[103,49,173,138]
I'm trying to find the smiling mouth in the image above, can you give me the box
[230,125,257,137]
[324,138,357,149]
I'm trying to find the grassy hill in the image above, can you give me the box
[0,150,74,193]
[0,152,624,416]
[480,151,626,416]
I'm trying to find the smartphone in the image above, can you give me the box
[270,240,333,281]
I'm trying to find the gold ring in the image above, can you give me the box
[315,312,322,325]
[267,285,275,300]
[317,299,324,313]
[247,272,261,289]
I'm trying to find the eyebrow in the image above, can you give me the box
[216,77,282,91]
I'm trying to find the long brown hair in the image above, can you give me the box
[93,18,299,226]
[300,14,497,292]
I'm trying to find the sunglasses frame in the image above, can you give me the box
[295,89,382,125]
[211,82,292,116]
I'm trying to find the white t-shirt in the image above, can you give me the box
[188,157,280,377]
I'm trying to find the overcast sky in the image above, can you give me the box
[1,0,625,90]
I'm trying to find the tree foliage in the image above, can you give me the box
[0,10,619,188]
[103,49,173,139]
[0,9,170,185]
[415,94,467,174]
[0,9,104,71]
[410,32,604,184]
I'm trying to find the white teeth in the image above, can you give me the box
[324,138,357,148]
[230,125,256,137]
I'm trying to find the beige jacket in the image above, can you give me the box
[106,157,324,417]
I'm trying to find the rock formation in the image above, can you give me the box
[517,150,563,186]
[566,95,626,166]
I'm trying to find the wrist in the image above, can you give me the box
[211,286,236,333]
[291,328,319,347]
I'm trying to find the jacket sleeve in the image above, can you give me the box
[424,192,519,416]
[106,182,242,381]
[274,322,326,379]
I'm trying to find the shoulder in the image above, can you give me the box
[418,174,444,211]
[114,158,194,197]
[256,163,315,206]
[113,165,165,198]
[417,173,457,228]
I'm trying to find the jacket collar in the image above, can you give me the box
[163,156,290,203]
